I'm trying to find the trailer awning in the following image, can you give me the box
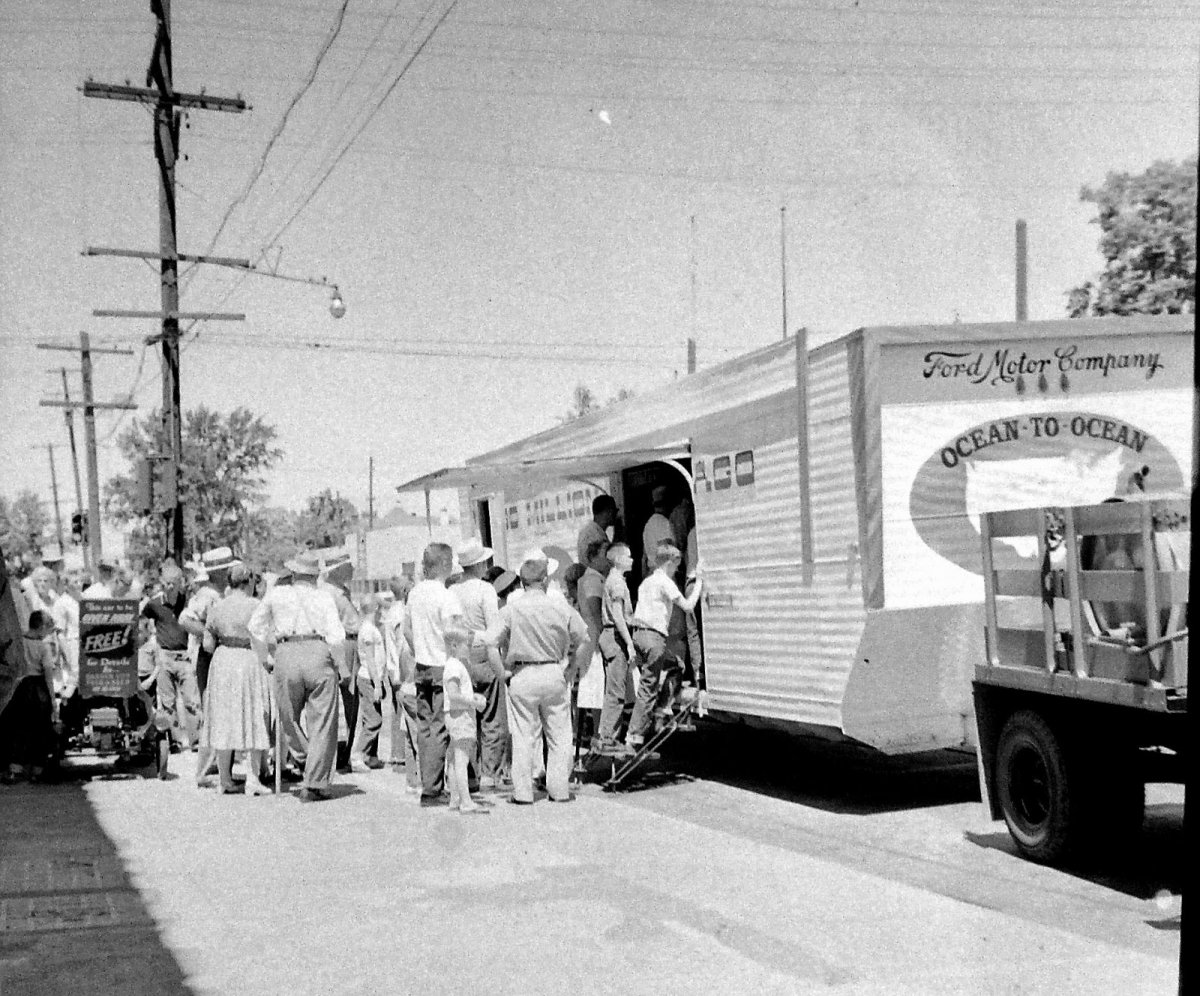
[396,446,690,494]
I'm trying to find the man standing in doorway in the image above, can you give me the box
[576,495,618,566]
[641,486,674,575]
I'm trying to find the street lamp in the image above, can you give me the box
[329,288,346,319]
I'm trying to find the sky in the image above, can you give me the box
[2,0,1197,535]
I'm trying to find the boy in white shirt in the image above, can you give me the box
[624,540,702,751]
[441,627,488,814]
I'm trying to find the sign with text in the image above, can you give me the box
[881,333,1190,405]
[79,599,139,698]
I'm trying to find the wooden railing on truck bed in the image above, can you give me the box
[978,500,1189,710]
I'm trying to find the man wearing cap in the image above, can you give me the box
[641,486,674,575]
[248,552,346,802]
[142,563,202,752]
[82,561,117,599]
[453,537,508,789]
[319,553,361,774]
[480,553,590,804]
[405,543,465,806]
[180,547,240,785]
[576,495,618,566]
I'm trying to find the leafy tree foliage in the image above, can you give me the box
[561,383,636,423]
[1068,156,1196,317]
[0,491,50,562]
[294,490,360,550]
[106,406,283,558]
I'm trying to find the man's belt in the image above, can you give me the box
[218,636,252,649]
[279,634,322,643]
[632,625,667,638]
[510,659,560,666]
[159,647,190,657]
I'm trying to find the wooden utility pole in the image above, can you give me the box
[368,456,375,531]
[1015,219,1029,321]
[83,0,247,566]
[780,204,789,341]
[45,445,65,554]
[38,337,136,567]
[58,367,86,546]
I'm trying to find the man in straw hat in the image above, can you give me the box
[479,549,590,804]
[452,537,508,789]
[248,551,347,802]
[318,552,361,775]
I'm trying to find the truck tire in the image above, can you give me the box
[995,710,1076,864]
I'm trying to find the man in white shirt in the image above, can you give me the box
[50,572,80,701]
[453,537,508,789]
[381,577,418,786]
[405,543,465,806]
[248,552,346,802]
[81,561,117,599]
[641,486,675,575]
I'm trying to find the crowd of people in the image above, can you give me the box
[1,491,704,813]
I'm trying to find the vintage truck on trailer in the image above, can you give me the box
[398,315,1192,764]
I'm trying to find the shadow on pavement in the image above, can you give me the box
[963,799,1185,900]
[645,720,981,815]
[0,776,195,996]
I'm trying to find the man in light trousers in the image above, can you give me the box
[481,555,589,804]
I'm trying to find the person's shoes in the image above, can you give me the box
[335,763,353,775]
[548,794,573,803]
[419,794,450,808]
[509,797,534,805]
[279,766,304,783]
[363,757,385,770]
[459,806,491,815]
[532,775,546,791]
[221,784,242,795]
[297,787,330,803]
[246,781,272,796]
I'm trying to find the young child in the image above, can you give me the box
[441,627,488,814]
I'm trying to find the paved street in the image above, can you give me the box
[1,726,1183,996]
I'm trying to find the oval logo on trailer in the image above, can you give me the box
[908,410,1184,574]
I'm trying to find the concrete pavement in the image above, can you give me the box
[5,751,1171,996]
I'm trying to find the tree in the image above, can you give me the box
[106,406,283,557]
[561,383,636,423]
[0,491,50,562]
[293,490,359,549]
[244,506,306,570]
[1067,156,1197,317]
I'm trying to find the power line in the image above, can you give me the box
[190,0,352,270]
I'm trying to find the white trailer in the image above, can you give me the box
[398,315,1193,755]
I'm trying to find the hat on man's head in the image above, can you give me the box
[519,547,560,579]
[201,546,241,575]
[42,550,65,568]
[518,559,548,585]
[320,552,355,584]
[491,569,519,597]
[455,537,493,568]
[285,552,321,578]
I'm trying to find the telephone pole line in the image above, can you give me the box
[38,336,136,566]
[57,367,86,564]
[83,0,248,565]
[31,444,66,554]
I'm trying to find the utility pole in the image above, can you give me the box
[45,445,65,554]
[780,204,789,341]
[38,336,136,567]
[83,0,247,566]
[686,338,697,375]
[58,367,86,547]
[1015,219,1029,322]
[368,456,375,531]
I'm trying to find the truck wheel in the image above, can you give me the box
[995,710,1074,863]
